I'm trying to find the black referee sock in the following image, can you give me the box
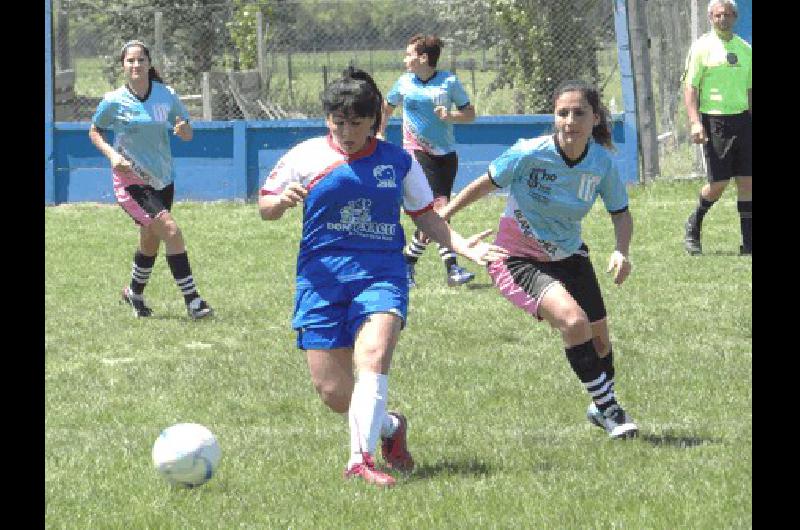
[566,340,617,413]
[737,200,752,252]
[166,252,200,305]
[690,196,717,230]
[130,250,156,296]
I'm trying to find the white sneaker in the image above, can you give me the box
[187,298,214,320]
[587,402,638,439]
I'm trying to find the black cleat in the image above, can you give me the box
[121,287,153,318]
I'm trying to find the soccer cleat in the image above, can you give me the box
[446,264,475,286]
[381,412,414,472]
[187,298,214,320]
[343,453,396,487]
[121,287,152,318]
[684,218,702,256]
[587,402,638,439]
[407,263,417,289]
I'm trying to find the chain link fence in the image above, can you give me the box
[52,0,622,123]
[50,0,733,178]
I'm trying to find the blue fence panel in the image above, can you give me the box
[49,115,633,205]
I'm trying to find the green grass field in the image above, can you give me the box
[45,179,751,528]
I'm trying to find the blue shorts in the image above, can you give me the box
[293,277,408,350]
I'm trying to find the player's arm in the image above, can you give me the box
[412,210,507,266]
[684,85,706,144]
[376,100,396,140]
[607,208,633,286]
[88,124,131,172]
[438,173,498,221]
[748,88,752,114]
[173,118,193,141]
[258,182,307,221]
[436,103,476,124]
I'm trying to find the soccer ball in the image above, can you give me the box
[152,423,221,487]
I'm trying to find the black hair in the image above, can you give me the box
[321,66,382,134]
[119,40,164,83]
[552,79,614,150]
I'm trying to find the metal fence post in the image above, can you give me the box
[256,11,266,91]
[154,11,164,71]
[46,0,56,205]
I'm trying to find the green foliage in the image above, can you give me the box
[46,180,750,527]
[490,0,604,112]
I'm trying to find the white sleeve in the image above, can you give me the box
[402,157,435,215]
[260,149,299,196]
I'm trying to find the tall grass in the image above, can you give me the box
[45,179,751,528]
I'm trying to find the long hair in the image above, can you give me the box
[552,79,614,151]
[119,40,164,83]
[321,66,383,134]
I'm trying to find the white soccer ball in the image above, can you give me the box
[152,423,221,487]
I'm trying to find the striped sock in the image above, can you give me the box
[166,252,200,305]
[437,244,457,269]
[129,251,156,295]
[403,231,428,264]
[566,340,617,413]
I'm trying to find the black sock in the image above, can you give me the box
[166,252,200,305]
[599,348,615,393]
[737,200,752,251]
[130,251,157,295]
[689,196,716,230]
[566,340,616,412]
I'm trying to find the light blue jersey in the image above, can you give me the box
[489,135,628,261]
[92,81,189,190]
[386,71,471,155]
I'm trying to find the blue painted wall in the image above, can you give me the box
[736,0,751,44]
[48,115,633,205]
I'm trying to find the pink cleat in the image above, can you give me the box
[343,453,396,487]
[381,412,414,472]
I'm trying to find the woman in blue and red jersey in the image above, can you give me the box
[258,67,507,487]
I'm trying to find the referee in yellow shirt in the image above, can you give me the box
[683,0,752,255]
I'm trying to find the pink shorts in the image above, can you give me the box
[112,169,173,227]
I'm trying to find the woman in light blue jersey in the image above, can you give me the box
[89,40,213,320]
[441,80,639,440]
[377,34,478,288]
[258,67,508,487]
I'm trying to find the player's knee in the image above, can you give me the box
[592,336,610,356]
[558,306,591,337]
[313,381,351,413]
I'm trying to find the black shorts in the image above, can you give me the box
[119,183,175,226]
[411,150,459,198]
[487,244,607,323]
[702,112,752,182]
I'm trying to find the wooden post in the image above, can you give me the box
[690,0,705,175]
[154,11,164,72]
[256,11,266,90]
[202,72,212,121]
[55,0,70,70]
[322,65,328,91]
[287,51,294,106]
[627,0,660,182]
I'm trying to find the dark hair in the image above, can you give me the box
[119,40,164,83]
[408,34,443,68]
[321,66,383,134]
[552,79,614,151]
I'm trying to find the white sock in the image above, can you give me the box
[381,411,399,438]
[347,371,389,468]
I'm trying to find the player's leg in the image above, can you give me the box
[305,347,355,414]
[432,152,474,286]
[142,186,212,319]
[733,112,753,255]
[685,114,734,255]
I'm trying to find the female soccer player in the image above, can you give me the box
[258,67,508,486]
[377,34,477,288]
[89,40,213,320]
[440,80,639,439]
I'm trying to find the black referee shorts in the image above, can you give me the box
[411,150,459,198]
[702,112,752,182]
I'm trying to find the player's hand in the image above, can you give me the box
[279,182,308,209]
[690,121,707,144]
[463,229,509,265]
[434,105,450,121]
[173,119,192,140]
[606,250,632,285]
[111,152,132,172]
[375,132,385,141]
